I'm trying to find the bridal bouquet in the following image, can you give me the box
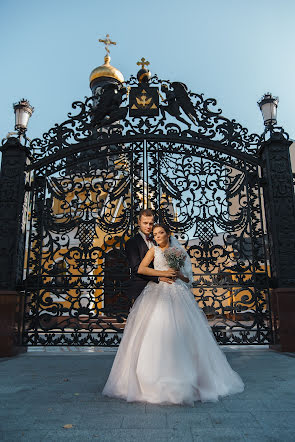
[164,247,187,270]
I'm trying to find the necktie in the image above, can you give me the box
[145,235,151,242]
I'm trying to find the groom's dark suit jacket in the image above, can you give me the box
[125,233,159,301]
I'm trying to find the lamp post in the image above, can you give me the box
[12,99,34,142]
[257,92,279,129]
[0,99,34,356]
[13,99,34,135]
[3,99,34,144]
[258,92,295,351]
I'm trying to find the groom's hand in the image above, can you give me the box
[159,277,174,284]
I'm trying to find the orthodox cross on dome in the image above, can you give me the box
[137,57,150,69]
[98,34,116,56]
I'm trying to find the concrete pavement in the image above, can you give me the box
[0,346,295,441]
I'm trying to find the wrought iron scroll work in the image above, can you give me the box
[21,75,262,164]
[147,144,272,345]
[19,72,274,346]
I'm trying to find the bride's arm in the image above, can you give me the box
[138,248,176,278]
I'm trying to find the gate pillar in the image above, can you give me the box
[260,132,295,351]
[0,137,29,356]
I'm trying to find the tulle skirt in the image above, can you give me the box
[102,280,244,406]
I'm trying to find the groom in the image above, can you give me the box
[125,208,173,303]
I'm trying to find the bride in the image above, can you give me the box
[102,224,244,406]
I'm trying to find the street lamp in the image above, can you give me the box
[3,99,34,144]
[257,92,279,127]
[13,99,34,136]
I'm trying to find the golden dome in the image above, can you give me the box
[89,55,124,85]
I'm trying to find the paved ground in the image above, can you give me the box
[0,346,295,442]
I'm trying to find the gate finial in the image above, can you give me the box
[136,57,150,69]
[136,57,151,83]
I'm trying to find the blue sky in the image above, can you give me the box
[1,0,295,142]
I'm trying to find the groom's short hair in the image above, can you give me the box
[138,208,154,220]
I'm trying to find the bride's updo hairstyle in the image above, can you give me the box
[153,223,170,233]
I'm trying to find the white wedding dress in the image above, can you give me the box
[102,244,244,406]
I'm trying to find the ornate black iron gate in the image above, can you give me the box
[21,74,274,346]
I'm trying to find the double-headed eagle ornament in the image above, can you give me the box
[160,82,198,129]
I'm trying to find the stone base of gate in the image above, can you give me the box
[270,288,295,352]
[0,291,27,357]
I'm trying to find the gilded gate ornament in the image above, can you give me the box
[129,87,159,117]
[136,57,150,69]
[129,86,159,116]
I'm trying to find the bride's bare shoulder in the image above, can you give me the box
[140,247,155,266]
[143,246,156,259]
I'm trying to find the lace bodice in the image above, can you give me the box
[153,246,171,271]
[153,245,193,289]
